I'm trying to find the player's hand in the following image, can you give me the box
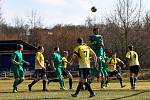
[95,62,99,68]
[53,67,56,71]
[18,62,23,66]
[123,64,126,68]
[26,62,30,65]
[42,67,46,72]
[68,62,72,66]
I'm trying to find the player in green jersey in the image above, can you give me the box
[50,47,65,90]
[11,44,29,93]
[88,28,105,88]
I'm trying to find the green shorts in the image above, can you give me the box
[12,67,24,79]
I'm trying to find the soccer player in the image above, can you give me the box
[71,37,97,98]
[11,44,29,93]
[126,45,140,89]
[106,52,125,88]
[28,46,48,91]
[50,47,65,90]
[88,28,105,88]
[62,51,73,89]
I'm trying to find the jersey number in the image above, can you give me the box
[84,51,88,57]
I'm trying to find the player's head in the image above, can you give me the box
[63,51,68,57]
[128,45,134,51]
[112,52,116,58]
[77,37,83,44]
[54,47,60,53]
[93,27,99,35]
[17,44,23,51]
[37,46,44,53]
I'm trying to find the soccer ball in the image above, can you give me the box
[91,6,97,12]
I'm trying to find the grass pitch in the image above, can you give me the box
[0,79,150,100]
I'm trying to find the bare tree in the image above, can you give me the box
[0,0,5,35]
[106,0,143,53]
[0,0,4,25]
[27,9,44,46]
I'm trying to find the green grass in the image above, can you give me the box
[0,79,150,100]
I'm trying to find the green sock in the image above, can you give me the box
[13,80,19,89]
[58,77,64,87]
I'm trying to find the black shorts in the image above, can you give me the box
[108,70,119,77]
[62,68,70,77]
[79,68,90,80]
[130,65,140,74]
[34,69,46,79]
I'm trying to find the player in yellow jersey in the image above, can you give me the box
[106,52,125,88]
[62,51,73,89]
[126,45,140,89]
[28,46,48,91]
[71,38,97,98]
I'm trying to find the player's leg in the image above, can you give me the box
[18,67,25,85]
[28,69,40,91]
[98,66,105,88]
[103,69,109,87]
[42,69,48,91]
[83,69,95,97]
[100,70,105,88]
[62,68,73,89]
[133,65,140,89]
[105,71,113,86]
[47,70,59,84]
[12,69,20,93]
[72,68,95,97]
[129,66,135,89]
[56,67,65,90]
[71,69,84,97]
[67,71,73,89]
[116,71,125,88]
[91,67,97,82]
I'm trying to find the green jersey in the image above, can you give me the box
[11,51,23,70]
[89,34,104,56]
[103,56,109,69]
[50,52,62,68]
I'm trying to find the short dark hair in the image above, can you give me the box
[77,37,83,44]
[17,44,23,50]
[93,28,98,33]
[54,47,59,51]
[63,51,68,56]
[128,45,133,51]
[37,46,43,50]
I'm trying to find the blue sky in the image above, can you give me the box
[1,0,150,27]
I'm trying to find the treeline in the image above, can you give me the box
[0,0,150,68]
[0,23,150,68]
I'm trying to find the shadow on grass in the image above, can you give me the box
[0,91,27,93]
[110,90,150,100]
[0,89,74,93]
[17,97,70,100]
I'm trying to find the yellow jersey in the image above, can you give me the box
[62,57,67,69]
[35,52,45,69]
[107,58,121,71]
[126,51,139,66]
[73,44,95,68]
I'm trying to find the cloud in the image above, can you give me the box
[34,0,67,7]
